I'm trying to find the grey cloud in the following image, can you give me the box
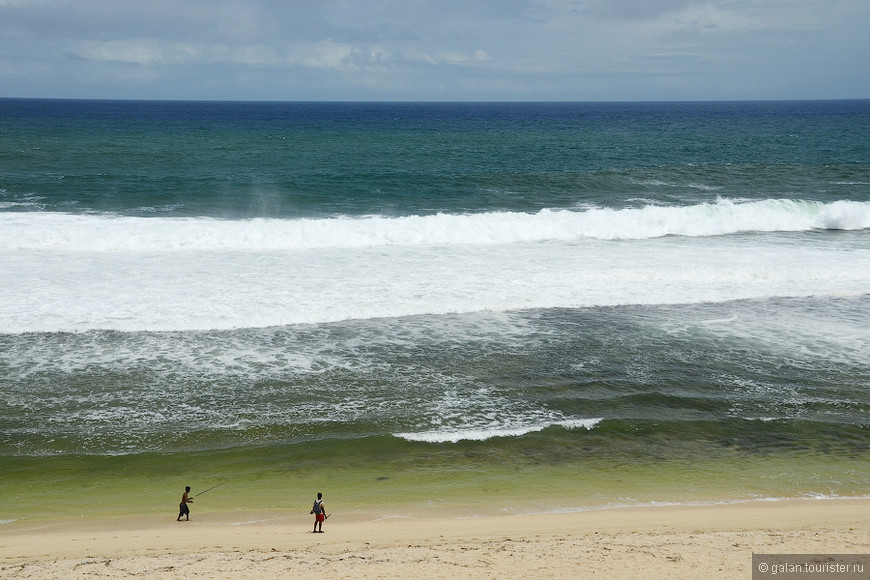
[0,0,867,100]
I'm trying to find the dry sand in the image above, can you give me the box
[2,499,868,579]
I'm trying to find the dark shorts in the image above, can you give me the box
[179,503,190,515]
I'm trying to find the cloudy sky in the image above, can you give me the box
[1,0,868,101]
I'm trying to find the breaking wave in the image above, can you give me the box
[1,199,868,252]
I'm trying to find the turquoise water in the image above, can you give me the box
[1,100,869,522]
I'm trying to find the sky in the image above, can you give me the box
[1,0,868,101]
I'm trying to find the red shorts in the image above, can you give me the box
[316,513,325,522]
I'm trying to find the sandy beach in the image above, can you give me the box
[2,498,868,579]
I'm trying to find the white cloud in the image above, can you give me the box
[69,34,492,76]
[298,39,357,70]
[224,45,283,67]
[71,39,202,65]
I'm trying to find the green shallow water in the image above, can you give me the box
[3,438,869,525]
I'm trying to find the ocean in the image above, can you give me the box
[1,99,869,522]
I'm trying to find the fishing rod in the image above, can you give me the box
[192,482,225,498]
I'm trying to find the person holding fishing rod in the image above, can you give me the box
[176,483,223,521]
[177,486,193,521]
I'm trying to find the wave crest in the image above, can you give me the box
[394,418,602,443]
[1,199,868,252]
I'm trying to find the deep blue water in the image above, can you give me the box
[3,99,868,218]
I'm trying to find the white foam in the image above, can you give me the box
[513,494,870,518]
[395,418,602,443]
[1,199,869,333]
[1,199,868,252]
